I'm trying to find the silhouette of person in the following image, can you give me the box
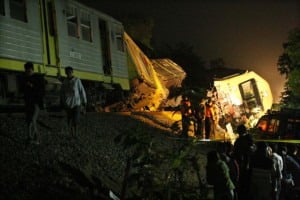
[180,95,192,138]
[249,142,276,200]
[205,99,214,139]
[233,124,254,200]
[23,62,46,144]
[194,98,206,138]
[206,150,235,200]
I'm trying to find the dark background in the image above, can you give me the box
[80,0,300,102]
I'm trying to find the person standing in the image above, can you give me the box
[233,124,254,200]
[206,150,235,200]
[218,142,240,200]
[60,66,87,137]
[180,95,192,138]
[267,144,283,200]
[279,145,300,200]
[204,99,214,139]
[194,98,206,138]
[211,100,219,138]
[249,142,276,200]
[23,62,46,144]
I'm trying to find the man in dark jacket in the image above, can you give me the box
[180,95,192,138]
[249,142,276,200]
[23,62,46,144]
[233,124,254,200]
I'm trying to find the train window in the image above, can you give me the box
[66,6,78,38]
[0,0,4,16]
[256,118,268,132]
[240,80,255,99]
[9,0,27,22]
[80,11,92,42]
[267,118,279,133]
[239,79,262,111]
[116,34,124,52]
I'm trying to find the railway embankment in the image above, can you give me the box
[0,111,216,199]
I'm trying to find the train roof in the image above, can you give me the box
[73,0,123,25]
[151,59,186,88]
[213,70,256,81]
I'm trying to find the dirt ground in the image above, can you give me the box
[0,111,217,199]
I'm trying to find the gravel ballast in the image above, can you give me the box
[0,111,214,199]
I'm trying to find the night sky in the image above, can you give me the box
[81,0,300,102]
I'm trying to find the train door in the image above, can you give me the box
[41,0,58,67]
[98,19,112,76]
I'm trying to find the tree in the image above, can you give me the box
[209,58,226,69]
[114,125,209,199]
[121,14,155,56]
[277,28,300,108]
[281,69,300,108]
[158,43,207,87]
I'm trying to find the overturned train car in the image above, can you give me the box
[213,71,273,128]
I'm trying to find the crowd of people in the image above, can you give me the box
[180,95,221,139]
[206,124,300,200]
[179,92,263,140]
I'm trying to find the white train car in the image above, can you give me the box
[214,70,273,127]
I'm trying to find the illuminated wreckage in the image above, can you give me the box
[208,70,273,137]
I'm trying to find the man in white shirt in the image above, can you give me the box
[60,66,87,137]
[268,143,283,200]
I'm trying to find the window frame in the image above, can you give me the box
[267,118,280,133]
[116,34,124,52]
[66,5,79,38]
[0,0,5,16]
[256,118,268,132]
[80,10,92,42]
[9,0,27,22]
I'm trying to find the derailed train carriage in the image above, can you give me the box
[213,70,273,129]
[0,0,185,110]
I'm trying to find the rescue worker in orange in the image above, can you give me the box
[205,99,215,139]
[181,95,193,138]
